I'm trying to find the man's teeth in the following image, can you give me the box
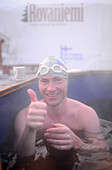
[47,94,58,96]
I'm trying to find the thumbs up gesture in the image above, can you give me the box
[26,89,47,130]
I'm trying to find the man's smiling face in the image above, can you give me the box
[39,76,68,107]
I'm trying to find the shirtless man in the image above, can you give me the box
[14,56,107,170]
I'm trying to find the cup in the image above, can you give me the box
[13,66,25,81]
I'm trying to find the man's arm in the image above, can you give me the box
[44,107,108,152]
[78,107,108,152]
[14,89,47,157]
[44,123,108,152]
[14,111,37,156]
[79,132,108,152]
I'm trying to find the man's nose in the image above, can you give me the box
[47,81,56,91]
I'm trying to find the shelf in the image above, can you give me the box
[0,75,38,97]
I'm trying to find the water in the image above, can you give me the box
[74,119,112,170]
[34,118,112,170]
[1,119,112,170]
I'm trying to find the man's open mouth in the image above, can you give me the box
[46,93,59,97]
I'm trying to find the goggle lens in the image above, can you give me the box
[37,64,67,76]
[52,64,62,72]
[40,66,49,75]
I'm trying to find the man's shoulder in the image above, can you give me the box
[67,98,96,116]
[68,98,90,108]
[68,98,100,129]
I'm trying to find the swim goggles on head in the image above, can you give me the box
[37,64,67,76]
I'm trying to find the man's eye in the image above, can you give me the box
[55,78,62,83]
[41,79,48,84]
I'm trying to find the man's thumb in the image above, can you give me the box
[27,89,38,102]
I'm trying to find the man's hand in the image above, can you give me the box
[27,89,47,130]
[44,123,84,150]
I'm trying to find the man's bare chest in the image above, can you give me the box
[41,113,81,130]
